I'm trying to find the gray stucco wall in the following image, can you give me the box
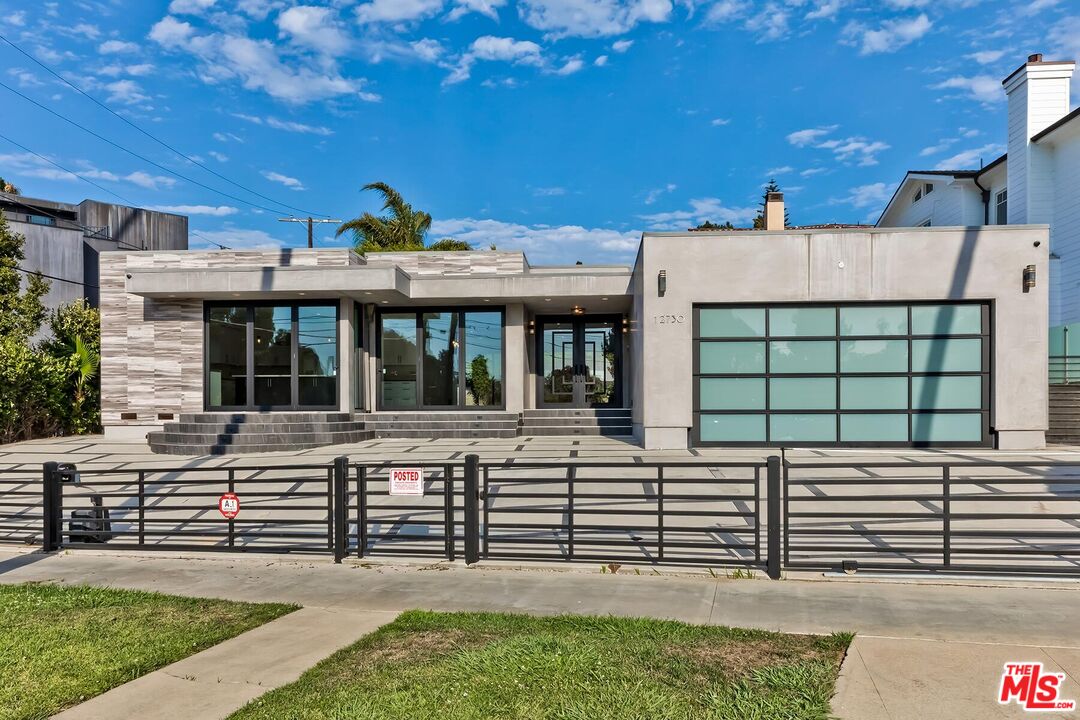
[13,221,85,336]
[633,226,1050,450]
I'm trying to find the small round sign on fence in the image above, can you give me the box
[218,492,240,519]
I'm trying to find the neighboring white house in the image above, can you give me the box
[877,53,1079,330]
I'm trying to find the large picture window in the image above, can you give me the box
[693,302,991,447]
[205,302,339,411]
[377,309,504,410]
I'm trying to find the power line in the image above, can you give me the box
[0,132,230,249]
[0,79,306,218]
[0,32,329,220]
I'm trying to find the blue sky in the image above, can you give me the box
[1,0,1077,264]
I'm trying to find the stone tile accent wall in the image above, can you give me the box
[360,251,527,275]
[100,249,355,427]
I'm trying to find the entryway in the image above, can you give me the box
[536,316,623,408]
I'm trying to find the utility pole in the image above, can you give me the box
[278,216,342,248]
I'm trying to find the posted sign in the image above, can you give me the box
[389,468,424,496]
[218,492,240,519]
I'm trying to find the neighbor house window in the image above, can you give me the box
[912,187,923,203]
[996,189,1008,225]
[919,218,933,227]
[923,183,934,195]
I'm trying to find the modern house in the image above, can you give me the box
[1,193,187,328]
[876,53,1078,333]
[99,195,1049,452]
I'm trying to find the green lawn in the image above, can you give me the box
[232,611,852,720]
[0,583,297,720]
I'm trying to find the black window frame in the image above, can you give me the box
[691,301,993,448]
[375,306,507,411]
[204,300,341,412]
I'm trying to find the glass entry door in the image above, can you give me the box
[537,317,621,408]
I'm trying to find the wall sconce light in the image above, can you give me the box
[528,320,535,335]
[571,305,586,316]
[1023,264,1036,293]
[658,270,667,297]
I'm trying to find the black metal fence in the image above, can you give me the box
[11,455,1080,578]
[784,460,1080,576]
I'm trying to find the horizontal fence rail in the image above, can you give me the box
[479,461,766,568]
[0,469,44,545]
[1049,355,1080,384]
[784,461,1080,576]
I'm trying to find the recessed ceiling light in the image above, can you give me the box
[544,298,551,302]
[601,297,608,301]
[381,300,389,304]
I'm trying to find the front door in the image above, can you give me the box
[537,317,621,407]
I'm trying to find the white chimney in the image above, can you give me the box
[1003,53,1075,225]
[764,191,785,231]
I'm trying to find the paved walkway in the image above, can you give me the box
[3,549,1080,719]
[53,606,396,720]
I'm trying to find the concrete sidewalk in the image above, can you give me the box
[53,606,396,720]
[3,549,1079,720]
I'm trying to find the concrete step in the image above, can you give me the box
[520,426,633,437]
[149,430,372,447]
[371,428,519,439]
[147,440,360,456]
[520,416,633,428]
[168,421,366,435]
[365,420,519,431]
[360,412,518,422]
[178,412,353,424]
[521,408,631,418]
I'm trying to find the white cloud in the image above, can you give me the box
[1022,0,1061,14]
[124,171,176,189]
[357,90,383,102]
[703,0,749,24]
[932,75,1003,104]
[711,117,731,126]
[409,39,445,62]
[104,79,150,105]
[233,113,335,135]
[828,182,897,209]
[445,35,544,85]
[594,54,609,66]
[845,13,932,55]
[354,0,443,23]
[554,56,585,75]
[644,183,676,204]
[966,49,1006,65]
[1048,16,1080,69]
[787,125,888,166]
[533,186,567,196]
[125,63,156,76]
[934,143,1005,170]
[448,0,508,21]
[208,151,228,162]
[99,40,140,54]
[214,131,243,142]
[5,10,26,26]
[149,204,238,216]
[919,138,957,156]
[800,167,827,177]
[262,170,305,190]
[190,227,285,250]
[148,16,195,48]
[430,217,641,261]
[517,0,673,39]
[277,5,350,56]
[805,0,844,20]
[236,0,285,21]
[168,0,217,14]
[745,3,791,41]
[57,23,101,41]
[7,68,43,88]
[765,166,794,176]
[638,197,757,229]
[149,22,361,104]
[786,125,838,146]
[611,39,634,52]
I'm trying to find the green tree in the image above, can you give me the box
[692,220,735,230]
[43,300,102,435]
[752,179,791,229]
[0,177,19,194]
[468,355,493,406]
[0,211,49,342]
[336,182,472,252]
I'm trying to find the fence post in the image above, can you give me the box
[766,456,781,580]
[333,456,348,563]
[463,454,480,565]
[42,462,60,552]
[942,466,951,569]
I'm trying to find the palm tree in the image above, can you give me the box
[336,182,472,252]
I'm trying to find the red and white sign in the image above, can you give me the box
[389,468,424,496]
[999,662,1076,712]
[218,492,240,519]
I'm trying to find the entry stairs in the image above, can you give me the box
[1048,385,1080,444]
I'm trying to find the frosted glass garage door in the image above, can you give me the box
[694,303,989,446]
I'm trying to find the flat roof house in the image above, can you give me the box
[101,204,1049,452]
